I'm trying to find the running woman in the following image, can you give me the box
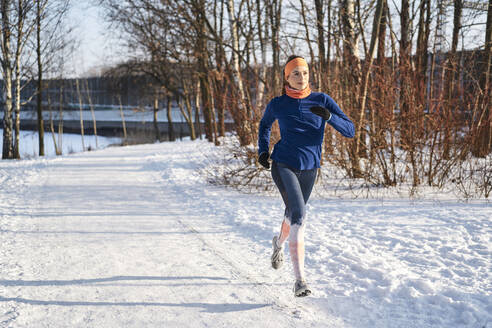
[257,55,355,297]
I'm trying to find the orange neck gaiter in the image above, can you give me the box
[285,85,312,99]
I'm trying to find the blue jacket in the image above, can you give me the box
[258,92,355,170]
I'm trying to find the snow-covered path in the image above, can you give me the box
[1,140,491,327]
[0,143,339,327]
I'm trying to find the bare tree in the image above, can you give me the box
[441,0,463,158]
[416,0,431,78]
[226,0,253,144]
[472,0,492,156]
[98,0,489,193]
[352,0,385,173]
[266,0,282,94]
[102,0,216,143]
[314,0,326,90]
[13,0,36,159]
[339,0,362,176]
[0,0,35,159]
[35,0,46,156]
[1,0,15,159]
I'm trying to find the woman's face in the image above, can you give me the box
[286,66,309,90]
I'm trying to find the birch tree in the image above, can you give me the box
[1,0,14,159]
[0,0,34,159]
[13,0,36,159]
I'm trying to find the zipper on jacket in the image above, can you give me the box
[298,98,303,119]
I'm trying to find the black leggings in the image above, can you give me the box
[270,161,317,225]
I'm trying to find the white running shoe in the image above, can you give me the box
[293,279,311,297]
[271,236,284,269]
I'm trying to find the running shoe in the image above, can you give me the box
[271,236,284,269]
[293,279,311,297]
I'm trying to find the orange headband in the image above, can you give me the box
[284,57,308,79]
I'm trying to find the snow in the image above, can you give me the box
[0,137,491,327]
[0,129,121,158]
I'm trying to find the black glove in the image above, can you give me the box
[258,152,270,169]
[309,106,332,121]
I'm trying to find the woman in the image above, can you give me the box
[257,55,355,297]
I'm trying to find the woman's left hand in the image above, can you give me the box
[309,106,332,121]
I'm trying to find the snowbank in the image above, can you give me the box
[0,129,121,158]
[0,138,490,327]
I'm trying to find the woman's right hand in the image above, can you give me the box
[258,152,270,169]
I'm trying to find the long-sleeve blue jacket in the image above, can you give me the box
[258,92,355,170]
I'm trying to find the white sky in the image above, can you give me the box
[65,1,487,77]
[66,1,123,77]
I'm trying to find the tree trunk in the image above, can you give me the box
[373,0,389,160]
[255,0,268,110]
[117,95,127,142]
[214,0,226,137]
[323,0,334,155]
[226,0,248,117]
[340,0,363,175]
[194,78,203,140]
[340,0,360,63]
[196,0,215,143]
[1,68,14,159]
[13,45,21,159]
[36,0,45,156]
[442,0,462,159]
[47,85,59,155]
[75,79,85,150]
[299,0,316,79]
[326,0,332,91]
[212,77,226,137]
[176,91,196,141]
[13,0,26,159]
[85,79,98,149]
[1,0,14,159]
[399,0,411,147]
[353,0,385,169]
[267,0,282,94]
[226,0,252,145]
[314,0,326,91]
[166,93,175,142]
[472,0,492,156]
[400,0,420,186]
[416,0,430,78]
[153,91,161,141]
[415,0,431,146]
[57,83,64,154]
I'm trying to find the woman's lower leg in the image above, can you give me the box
[277,217,291,247]
[289,223,306,281]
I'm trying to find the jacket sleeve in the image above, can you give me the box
[325,95,355,138]
[258,99,276,154]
